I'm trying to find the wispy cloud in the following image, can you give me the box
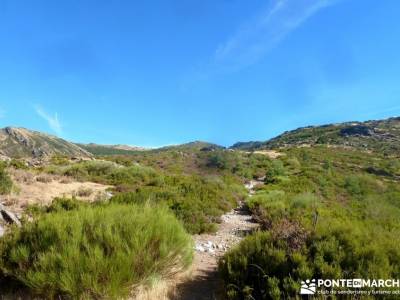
[35,106,62,136]
[214,0,340,71]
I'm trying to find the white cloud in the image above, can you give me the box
[214,0,340,71]
[35,106,62,135]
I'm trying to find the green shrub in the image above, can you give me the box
[49,155,70,166]
[207,152,234,170]
[0,166,13,195]
[0,203,193,299]
[45,158,245,234]
[220,222,400,299]
[344,175,364,196]
[225,147,400,299]
[290,192,319,210]
[264,160,286,183]
[246,191,287,221]
[9,159,28,170]
[219,231,305,300]
[46,197,89,213]
[110,174,245,234]
[47,160,159,188]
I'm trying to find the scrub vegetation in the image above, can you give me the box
[0,203,192,299]
[219,146,400,299]
[0,163,13,195]
[42,159,247,234]
[1,118,400,299]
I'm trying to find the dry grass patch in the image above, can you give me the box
[8,169,111,212]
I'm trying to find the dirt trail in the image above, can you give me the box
[172,181,261,300]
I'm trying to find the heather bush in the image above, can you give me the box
[0,203,192,299]
[221,147,400,299]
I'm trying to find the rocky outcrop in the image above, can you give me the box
[340,125,374,137]
[0,127,93,160]
[230,117,400,155]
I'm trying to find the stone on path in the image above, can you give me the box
[195,245,205,252]
[0,204,22,227]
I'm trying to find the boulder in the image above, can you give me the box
[0,208,21,227]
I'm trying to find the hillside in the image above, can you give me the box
[231,117,400,155]
[1,120,400,299]
[0,127,92,159]
[77,143,147,156]
[157,141,225,152]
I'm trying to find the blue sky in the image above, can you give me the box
[0,0,400,147]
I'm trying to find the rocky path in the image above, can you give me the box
[172,181,261,300]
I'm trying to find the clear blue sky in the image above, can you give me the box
[1,0,399,147]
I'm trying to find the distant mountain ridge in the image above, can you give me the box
[77,143,147,155]
[0,127,92,159]
[2,117,399,160]
[231,117,400,155]
[156,141,225,152]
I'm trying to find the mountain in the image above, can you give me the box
[156,141,225,152]
[231,117,400,155]
[77,143,147,155]
[0,127,92,159]
[4,117,399,160]
[79,141,225,156]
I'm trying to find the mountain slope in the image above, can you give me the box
[77,143,147,156]
[157,141,225,152]
[231,117,400,155]
[0,127,92,159]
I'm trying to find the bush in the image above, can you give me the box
[50,155,70,166]
[45,159,245,234]
[225,147,400,299]
[0,203,193,299]
[290,192,319,210]
[110,174,245,234]
[207,152,234,170]
[9,159,28,170]
[47,160,159,187]
[219,231,304,300]
[46,197,89,213]
[264,160,286,183]
[246,191,287,227]
[0,166,13,195]
[220,223,400,299]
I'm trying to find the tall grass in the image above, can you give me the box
[0,203,193,299]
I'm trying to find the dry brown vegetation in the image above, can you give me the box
[6,168,110,212]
